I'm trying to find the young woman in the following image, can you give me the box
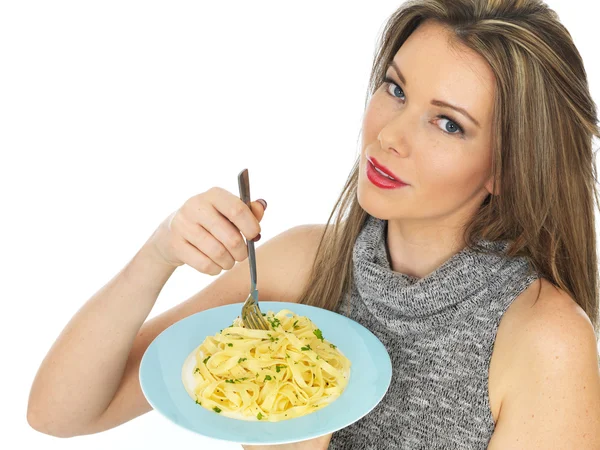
[28,0,600,448]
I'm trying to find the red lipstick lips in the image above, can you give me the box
[366,157,409,189]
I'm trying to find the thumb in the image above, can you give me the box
[251,198,267,222]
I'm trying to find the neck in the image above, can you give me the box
[385,218,466,279]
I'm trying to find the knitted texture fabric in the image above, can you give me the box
[328,214,539,449]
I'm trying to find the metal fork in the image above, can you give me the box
[238,168,270,330]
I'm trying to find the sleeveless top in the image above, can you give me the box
[328,214,539,450]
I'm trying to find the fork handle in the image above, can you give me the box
[238,169,257,294]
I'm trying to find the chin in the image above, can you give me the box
[356,185,391,221]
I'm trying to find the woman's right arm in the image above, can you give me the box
[26,238,178,437]
[27,187,324,438]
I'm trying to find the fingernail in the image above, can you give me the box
[257,199,267,210]
[252,233,261,242]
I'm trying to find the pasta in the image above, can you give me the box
[181,308,351,421]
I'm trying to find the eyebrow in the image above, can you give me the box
[389,61,481,128]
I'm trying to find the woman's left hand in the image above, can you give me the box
[242,432,333,450]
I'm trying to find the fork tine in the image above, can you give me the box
[252,306,269,330]
[244,294,264,329]
[243,309,253,328]
[248,311,262,330]
[260,318,269,330]
[241,310,249,328]
[242,302,256,328]
[247,307,267,330]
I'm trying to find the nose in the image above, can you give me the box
[377,113,409,157]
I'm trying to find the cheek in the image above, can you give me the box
[361,97,389,143]
[418,149,490,195]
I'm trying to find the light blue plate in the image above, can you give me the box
[139,301,392,445]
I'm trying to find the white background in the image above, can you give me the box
[3,1,598,449]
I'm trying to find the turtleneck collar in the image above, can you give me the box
[352,214,514,321]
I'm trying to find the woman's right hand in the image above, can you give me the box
[146,187,267,275]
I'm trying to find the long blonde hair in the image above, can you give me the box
[295,0,600,339]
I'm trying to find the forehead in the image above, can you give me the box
[390,21,496,126]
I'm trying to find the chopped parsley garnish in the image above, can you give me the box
[213,407,222,413]
[267,316,281,329]
[193,367,201,374]
[257,412,263,420]
[203,356,211,364]
[238,357,247,363]
[313,329,324,342]
[227,343,233,347]
[226,377,249,384]
[275,364,286,373]
[264,375,272,381]
[301,344,312,351]
[293,320,299,328]
[330,343,337,349]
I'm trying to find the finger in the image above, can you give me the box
[189,202,250,262]
[176,237,223,275]
[251,199,267,222]
[179,220,236,270]
[207,188,262,241]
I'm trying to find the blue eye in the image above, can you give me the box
[436,115,464,135]
[383,77,405,99]
[381,76,465,137]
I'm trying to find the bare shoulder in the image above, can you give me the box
[494,278,598,388]
[253,222,328,303]
[504,277,598,372]
[488,277,600,448]
[498,277,596,354]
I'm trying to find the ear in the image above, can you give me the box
[484,174,500,196]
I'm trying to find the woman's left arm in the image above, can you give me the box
[487,290,600,449]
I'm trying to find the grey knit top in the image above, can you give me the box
[328,214,539,450]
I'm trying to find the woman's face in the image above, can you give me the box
[358,20,497,228]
